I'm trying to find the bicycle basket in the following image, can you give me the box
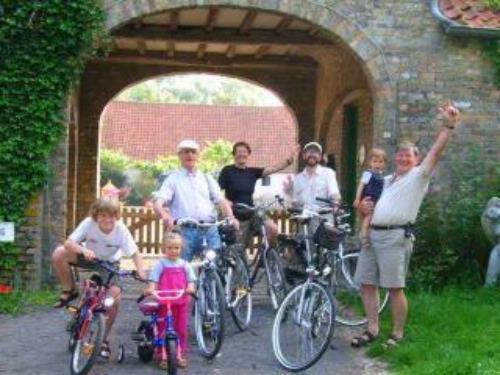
[219,224,237,244]
[313,222,344,249]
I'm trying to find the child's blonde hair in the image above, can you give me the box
[368,148,388,164]
[89,198,121,220]
[162,231,183,249]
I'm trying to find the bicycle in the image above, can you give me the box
[234,195,287,310]
[218,221,253,331]
[271,222,335,372]
[278,198,388,326]
[176,218,228,359]
[65,260,139,375]
[133,289,195,375]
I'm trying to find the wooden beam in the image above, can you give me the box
[275,16,293,34]
[137,37,146,55]
[113,25,332,47]
[97,50,318,70]
[255,45,270,59]
[239,10,258,34]
[206,7,220,32]
[167,41,175,57]
[226,44,236,59]
[169,10,179,31]
[309,26,320,36]
[197,43,207,59]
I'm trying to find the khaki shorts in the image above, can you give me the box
[237,217,260,248]
[72,255,122,288]
[354,228,414,288]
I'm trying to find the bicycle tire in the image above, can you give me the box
[226,246,253,331]
[272,282,335,372]
[70,312,105,375]
[166,338,178,375]
[333,251,389,326]
[194,269,225,359]
[264,247,287,310]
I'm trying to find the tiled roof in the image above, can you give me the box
[101,101,297,169]
[438,0,500,28]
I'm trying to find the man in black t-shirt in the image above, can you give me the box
[219,141,297,247]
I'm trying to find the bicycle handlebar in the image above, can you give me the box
[234,194,286,212]
[175,217,231,228]
[94,260,147,282]
[136,290,197,304]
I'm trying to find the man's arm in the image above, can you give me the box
[218,198,239,230]
[263,145,299,177]
[420,102,460,173]
[153,198,174,230]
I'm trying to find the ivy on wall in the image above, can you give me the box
[0,1,106,282]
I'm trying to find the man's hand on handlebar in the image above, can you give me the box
[161,213,175,231]
[228,216,240,231]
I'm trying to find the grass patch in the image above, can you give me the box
[0,288,57,315]
[368,288,500,374]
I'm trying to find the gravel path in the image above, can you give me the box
[0,291,389,375]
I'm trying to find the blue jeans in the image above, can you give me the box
[180,226,221,261]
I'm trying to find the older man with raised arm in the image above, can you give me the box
[351,102,461,348]
[153,139,238,261]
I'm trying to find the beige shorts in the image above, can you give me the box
[354,228,414,288]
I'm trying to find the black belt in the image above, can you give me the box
[370,224,409,230]
[370,223,414,238]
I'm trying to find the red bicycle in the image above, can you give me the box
[66,260,140,375]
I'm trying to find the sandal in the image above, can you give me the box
[383,334,403,349]
[53,289,79,308]
[100,340,111,359]
[351,330,378,348]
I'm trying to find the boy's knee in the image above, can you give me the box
[52,245,66,260]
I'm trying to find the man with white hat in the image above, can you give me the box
[287,141,341,212]
[153,139,238,261]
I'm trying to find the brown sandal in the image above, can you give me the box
[53,290,79,308]
[351,330,378,348]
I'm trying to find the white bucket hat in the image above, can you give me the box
[177,139,200,152]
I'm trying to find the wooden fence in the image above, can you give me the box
[121,206,293,256]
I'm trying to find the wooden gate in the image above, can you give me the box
[122,206,292,256]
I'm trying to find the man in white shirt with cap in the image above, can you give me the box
[154,139,238,261]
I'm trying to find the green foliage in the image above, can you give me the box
[0,288,58,315]
[100,139,233,205]
[0,1,106,281]
[486,0,500,9]
[409,145,500,291]
[369,288,500,374]
[483,40,500,85]
[117,74,282,106]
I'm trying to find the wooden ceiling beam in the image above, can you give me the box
[275,16,293,34]
[96,50,318,70]
[113,25,332,47]
[169,10,179,31]
[239,10,258,34]
[226,44,236,59]
[197,43,207,59]
[167,41,175,57]
[137,37,146,55]
[206,7,220,32]
[255,45,270,59]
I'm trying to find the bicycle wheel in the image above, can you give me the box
[70,312,105,375]
[166,338,178,375]
[333,251,389,326]
[272,281,335,372]
[226,246,253,331]
[264,248,287,310]
[194,269,225,359]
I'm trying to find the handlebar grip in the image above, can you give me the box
[315,197,332,204]
[136,294,146,304]
[187,291,198,300]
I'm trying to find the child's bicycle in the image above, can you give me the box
[65,260,140,375]
[133,289,195,375]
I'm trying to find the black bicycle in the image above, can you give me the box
[234,195,288,310]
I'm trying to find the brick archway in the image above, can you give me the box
[105,0,396,142]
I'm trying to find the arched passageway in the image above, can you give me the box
[66,2,396,230]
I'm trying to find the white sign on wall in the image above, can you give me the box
[0,222,15,242]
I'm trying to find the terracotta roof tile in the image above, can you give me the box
[101,101,297,169]
[438,0,500,28]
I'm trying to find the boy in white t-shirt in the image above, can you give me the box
[51,198,145,357]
